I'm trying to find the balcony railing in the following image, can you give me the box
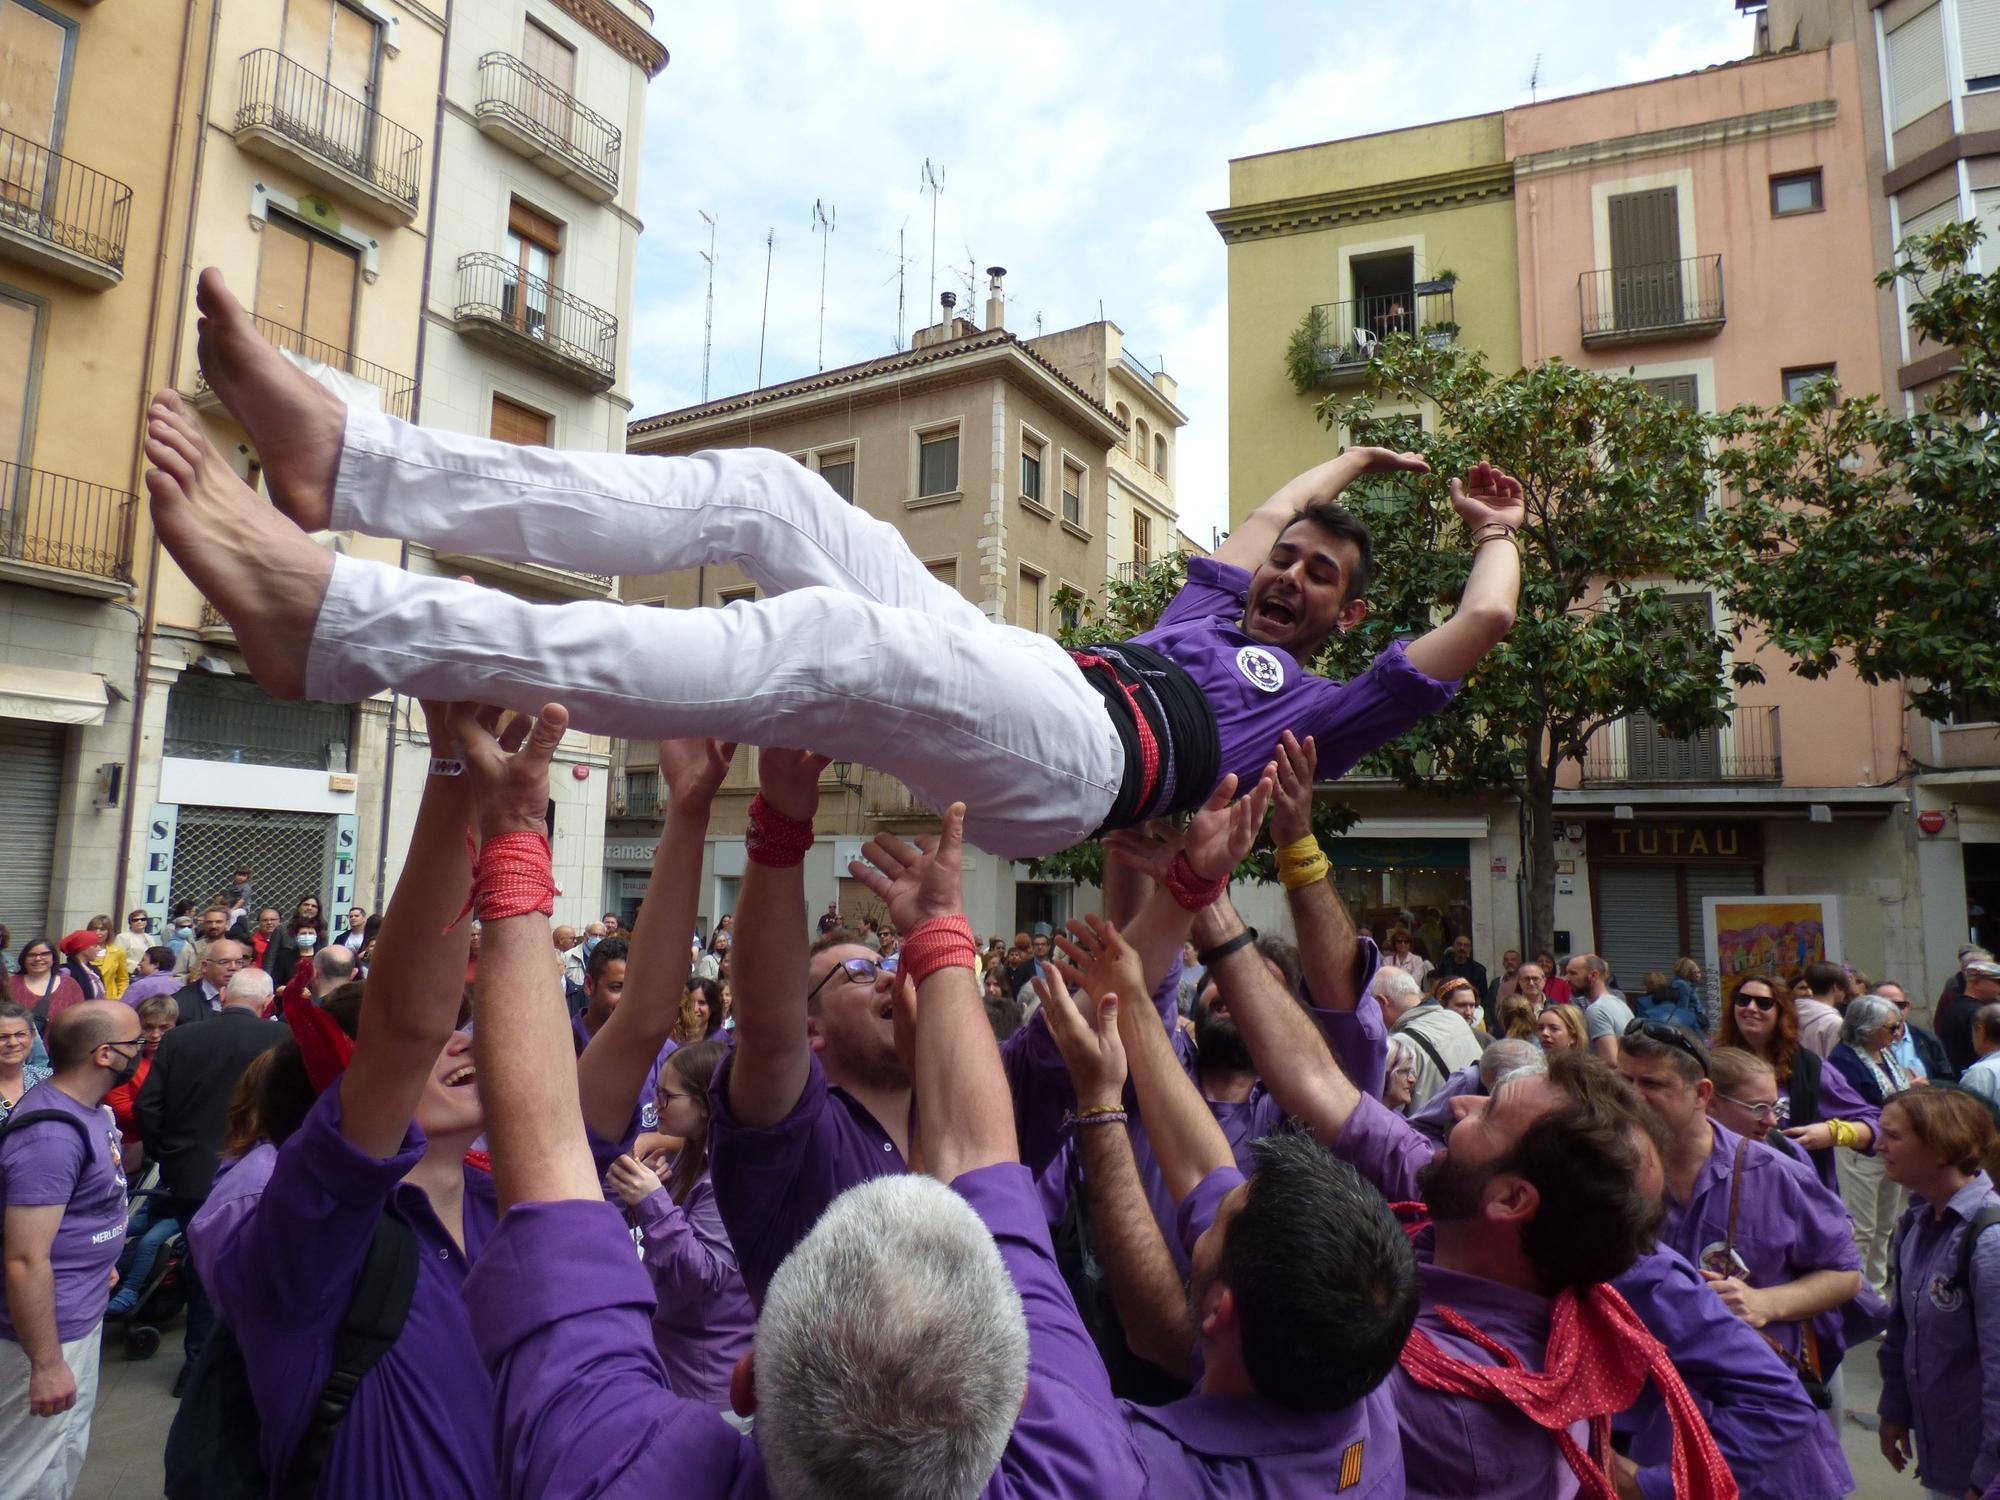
[0,459,134,586]
[234,49,423,215]
[0,126,131,285]
[1579,255,1725,346]
[453,251,617,389]
[1306,287,1457,386]
[474,52,620,199]
[1582,704,1781,785]
[194,313,416,421]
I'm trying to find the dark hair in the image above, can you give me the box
[1507,1050,1669,1293]
[586,936,629,983]
[1885,1087,1998,1177]
[984,989,1026,1044]
[1802,960,1847,998]
[1715,970,1801,1084]
[1617,1019,1709,1086]
[678,977,724,1043]
[1254,933,1304,1000]
[16,935,54,966]
[662,1039,727,1205]
[1221,1132,1418,1412]
[810,927,868,956]
[1279,499,1375,602]
[46,1004,131,1071]
[144,945,177,972]
[255,983,365,1148]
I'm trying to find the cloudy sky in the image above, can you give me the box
[628,2,1755,544]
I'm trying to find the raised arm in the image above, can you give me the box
[1403,464,1523,683]
[724,749,828,1130]
[577,738,732,1142]
[1214,447,1429,573]
[1270,732,1365,1010]
[456,703,602,1209]
[849,806,1013,1182]
[339,699,476,1159]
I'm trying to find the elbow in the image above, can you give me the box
[1471,600,1516,642]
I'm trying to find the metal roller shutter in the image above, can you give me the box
[1595,865,1682,996]
[0,720,63,941]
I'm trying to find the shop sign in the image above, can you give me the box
[1586,820,1761,862]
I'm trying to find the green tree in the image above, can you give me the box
[1717,220,2000,719]
[1310,338,1757,957]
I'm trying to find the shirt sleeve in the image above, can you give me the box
[1148,556,1252,632]
[630,1181,739,1308]
[1972,1223,2000,1491]
[1296,640,1460,780]
[1305,934,1388,1099]
[1332,1091,1440,1204]
[1176,1164,1245,1254]
[465,1197,757,1500]
[1812,1059,1881,1142]
[1877,1216,1914,1427]
[0,1112,87,1206]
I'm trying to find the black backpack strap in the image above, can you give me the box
[0,1108,96,1147]
[276,1213,420,1500]
[1399,1020,1453,1089]
[1951,1205,2000,1308]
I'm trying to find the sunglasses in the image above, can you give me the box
[1732,991,1777,1011]
[1625,1017,1710,1076]
[806,956,887,1004]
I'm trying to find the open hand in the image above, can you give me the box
[850,803,967,934]
[758,747,831,823]
[1184,768,1277,883]
[1052,914,1149,1016]
[1269,732,1318,847]
[1036,965,1127,1111]
[658,737,736,812]
[449,704,568,841]
[605,1152,664,1208]
[1351,446,1430,476]
[1449,462,1525,532]
[1103,819,1186,885]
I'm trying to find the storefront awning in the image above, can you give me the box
[0,665,108,726]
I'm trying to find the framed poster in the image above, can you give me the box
[1703,895,1844,1002]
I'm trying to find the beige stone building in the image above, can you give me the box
[607,284,1185,939]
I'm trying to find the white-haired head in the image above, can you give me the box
[1371,965,1422,1025]
[753,1173,1028,1500]
[223,966,274,1010]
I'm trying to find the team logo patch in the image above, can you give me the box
[1929,1273,1966,1312]
[1235,645,1285,693]
[1697,1241,1749,1280]
[1337,1439,1365,1491]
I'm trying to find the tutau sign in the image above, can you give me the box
[1586,819,1761,863]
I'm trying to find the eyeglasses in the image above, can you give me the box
[1716,1093,1780,1120]
[101,1039,142,1060]
[1625,1017,1711,1077]
[806,956,887,1004]
[1733,991,1777,1011]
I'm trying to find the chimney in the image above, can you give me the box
[913,291,960,350]
[984,266,1007,332]
[939,290,957,323]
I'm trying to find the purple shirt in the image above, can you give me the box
[631,1171,755,1409]
[1133,556,1459,789]
[0,1082,126,1340]
[121,972,183,1009]
[194,1080,499,1499]
[1406,1063,1482,1144]
[1656,1119,1860,1363]
[1878,1172,2000,1496]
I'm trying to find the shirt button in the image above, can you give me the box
[883,1142,893,1152]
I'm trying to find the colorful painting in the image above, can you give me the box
[1703,896,1844,1000]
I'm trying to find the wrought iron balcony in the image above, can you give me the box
[473,52,620,201]
[1579,255,1725,346]
[1582,704,1781,785]
[0,460,135,594]
[234,49,423,221]
[0,127,131,288]
[191,313,416,422]
[452,251,617,391]
[1305,287,1458,387]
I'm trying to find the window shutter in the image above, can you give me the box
[1962,0,2000,81]
[1889,7,1949,128]
[1902,194,1963,301]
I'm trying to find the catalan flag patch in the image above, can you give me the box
[1337,1439,1365,1491]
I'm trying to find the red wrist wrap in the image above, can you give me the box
[903,914,977,985]
[474,831,559,922]
[746,794,814,867]
[1164,850,1228,912]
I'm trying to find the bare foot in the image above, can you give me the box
[194,267,346,531]
[144,391,330,699]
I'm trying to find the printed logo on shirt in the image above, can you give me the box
[1235,645,1285,693]
[1337,1440,1365,1491]
[106,1127,126,1192]
[1697,1241,1750,1280]
[640,1100,659,1131]
[1929,1272,1967,1313]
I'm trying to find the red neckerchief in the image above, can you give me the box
[1392,1205,1737,1500]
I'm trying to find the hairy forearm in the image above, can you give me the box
[1193,897,1358,1136]
[578,796,710,1141]
[474,913,601,1209]
[1078,1121,1193,1379]
[1286,876,1363,1011]
[726,859,811,1127]
[918,965,1017,1181]
[4,1255,59,1368]
[1263,451,1370,515]
[1118,973,1232,1203]
[1405,536,1519,681]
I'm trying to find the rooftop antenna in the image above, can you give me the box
[1035,312,1044,336]
[812,199,836,371]
[881,218,914,350]
[756,227,775,388]
[954,247,979,313]
[697,209,717,401]
[921,158,944,312]
[1527,52,1543,103]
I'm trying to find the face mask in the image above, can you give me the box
[105,1044,142,1085]
[297,932,317,951]
[584,936,600,953]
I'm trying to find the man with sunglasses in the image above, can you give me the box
[1616,1020,1862,1418]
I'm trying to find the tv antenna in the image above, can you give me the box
[756,227,775,388]
[697,210,717,401]
[881,218,915,350]
[921,158,945,312]
[812,199,836,371]
[1527,52,1543,103]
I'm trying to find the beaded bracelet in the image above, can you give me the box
[1064,1105,1130,1129]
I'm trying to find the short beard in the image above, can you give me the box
[1416,1149,1500,1224]
[1193,1000,1254,1075]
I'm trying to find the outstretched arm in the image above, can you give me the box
[1269,732,1366,1011]
[725,749,829,1130]
[340,700,477,1159]
[457,703,604,1209]
[577,738,732,1143]
[1404,463,1522,682]
[1215,447,1429,573]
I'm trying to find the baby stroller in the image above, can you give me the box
[107,1183,188,1360]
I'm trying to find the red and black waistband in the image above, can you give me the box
[1067,641,1221,836]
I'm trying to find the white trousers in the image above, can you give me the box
[1836,1145,1906,1297]
[0,1328,102,1500]
[309,409,1125,858]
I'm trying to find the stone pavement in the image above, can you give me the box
[68,1319,1926,1498]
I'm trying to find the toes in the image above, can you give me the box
[143,465,187,507]
[153,388,184,415]
[147,417,201,469]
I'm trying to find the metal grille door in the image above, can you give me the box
[170,806,334,917]
[0,719,62,939]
